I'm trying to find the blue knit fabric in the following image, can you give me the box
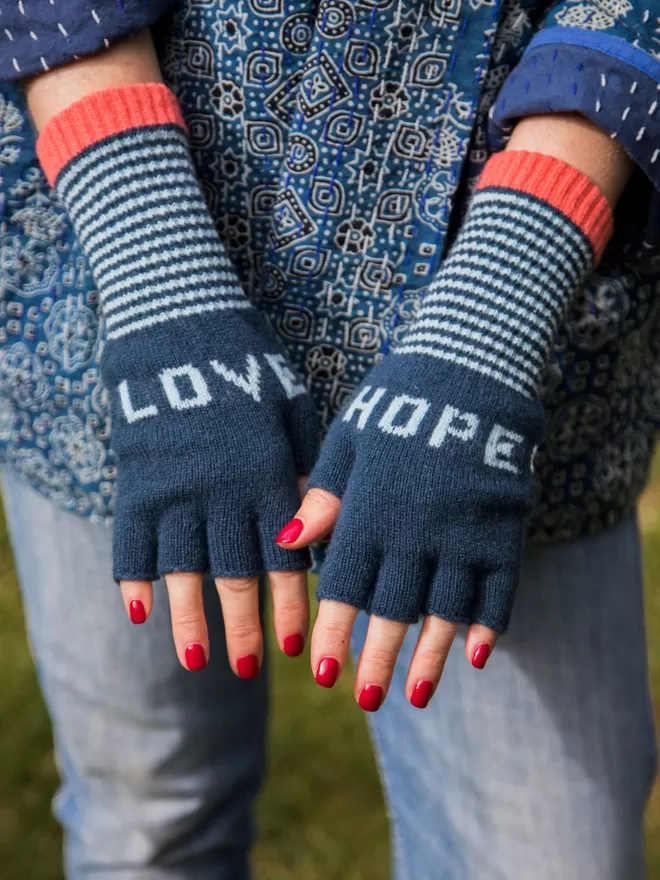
[310,183,595,630]
[53,119,318,580]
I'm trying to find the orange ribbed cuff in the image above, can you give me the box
[37,83,187,187]
[477,151,613,262]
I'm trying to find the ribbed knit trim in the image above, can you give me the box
[476,151,613,262]
[36,83,186,187]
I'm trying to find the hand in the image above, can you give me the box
[278,487,499,709]
[36,82,319,673]
[277,346,535,709]
[110,307,318,675]
[278,149,613,708]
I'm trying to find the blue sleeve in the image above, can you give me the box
[490,2,660,190]
[0,0,175,82]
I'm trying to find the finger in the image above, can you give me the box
[296,475,308,502]
[215,575,263,679]
[465,623,498,670]
[269,569,310,657]
[354,616,409,712]
[405,616,459,709]
[275,487,341,549]
[119,579,153,625]
[165,572,208,672]
[311,598,359,689]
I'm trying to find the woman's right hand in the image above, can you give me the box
[36,81,319,674]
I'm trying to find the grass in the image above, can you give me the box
[5,466,660,878]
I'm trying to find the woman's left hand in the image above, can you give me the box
[276,486,499,712]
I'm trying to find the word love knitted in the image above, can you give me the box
[309,151,612,632]
[37,83,319,581]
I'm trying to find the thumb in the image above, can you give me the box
[276,487,341,549]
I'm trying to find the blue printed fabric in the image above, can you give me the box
[1,0,660,543]
[0,0,175,80]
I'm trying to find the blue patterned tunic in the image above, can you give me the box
[1,0,660,543]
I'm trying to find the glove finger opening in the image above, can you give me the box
[471,568,519,635]
[112,505,158,583]
[157,503,209,575]
[367,552,431,623]
[425,560,475,626]
[207,508,262,578]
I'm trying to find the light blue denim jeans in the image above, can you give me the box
[352,510,658,880]
[3,471,657,879]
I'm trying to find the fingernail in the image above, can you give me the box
[410,680,433,709]
[358,684,383,712]
[315,656,339,688]
[237,654,260,679]
[471,643,491,670]
[185,643,207,672]
[283,633,305,657]
[129,599,146,625]
[276,518,304,545]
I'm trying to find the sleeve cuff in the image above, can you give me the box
[489,28,660,190]
[0,0,175,82]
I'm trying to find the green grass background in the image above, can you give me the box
[4,464,660,879]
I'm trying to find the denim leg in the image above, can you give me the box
[353,515,657,880]
[2,473,268,880]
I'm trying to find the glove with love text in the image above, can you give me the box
[37,83,318,580]
[309,151,613,632]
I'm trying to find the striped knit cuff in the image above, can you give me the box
[37,83,187,188]
[37,83,245,341]
[476,151,613,262]
[396,151,614,399]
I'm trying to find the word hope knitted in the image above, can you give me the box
[38,83,319,581]
[309,151,613,632]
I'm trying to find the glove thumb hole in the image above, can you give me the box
[307,419,356,500]
[277,487,341,549]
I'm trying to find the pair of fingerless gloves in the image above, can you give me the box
[38,83,612,632]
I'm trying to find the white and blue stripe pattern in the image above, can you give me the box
[395,188,593,398]
[56,126,248,340]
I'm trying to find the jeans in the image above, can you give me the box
[353,514,657,880]
[2,473,267,880]
[3,472,657,879]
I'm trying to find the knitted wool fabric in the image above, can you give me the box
[309,151,613,632]
[37,83,319,581]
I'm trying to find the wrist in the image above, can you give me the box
[36,82,245,340]
[398,151,613,399]
[506,113,634,206]
[25,29,162,132]
[36,82,186,188]
[477,150,613,262]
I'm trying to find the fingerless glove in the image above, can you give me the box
[38,83,318,580]
[309,151,612,632]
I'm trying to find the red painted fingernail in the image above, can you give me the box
[276,518,304,545]
[129,599,146,625]
[410,680,433,709]
[185,643,207,672]
[283,633,305,657]
[358,684,383,712]
[472,643,491,670]
[315,656,339,688]
[237,654,260,679]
